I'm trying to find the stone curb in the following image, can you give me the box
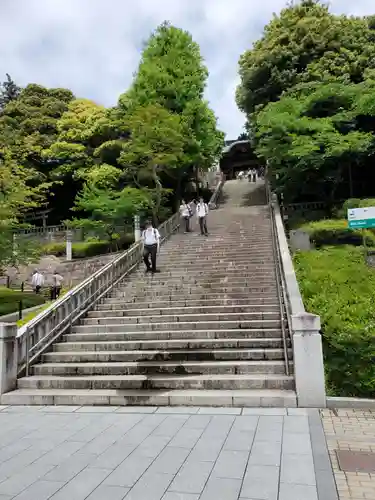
[308,409,339,500]
[326,396,375,410]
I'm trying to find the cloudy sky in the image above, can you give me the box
[1,0,374,138]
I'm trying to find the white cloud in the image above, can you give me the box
[0,0,374,138]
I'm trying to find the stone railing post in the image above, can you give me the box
[66,230,73,261]
[134,215,141,242]
[0,323,18,397]
[291,313,326,408]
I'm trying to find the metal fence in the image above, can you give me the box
[17,212,181,377]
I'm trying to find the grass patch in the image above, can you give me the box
[298,219,375,247]
[17,302,52,327]
[43,234,134,259]
[294,246,375,398]
[0,287,46,316]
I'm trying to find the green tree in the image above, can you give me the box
[0,74,21,112]
[0,84,75,223]
[0,152,45,270]
[119,103,184,222]
[121,22,223,203]
[70,183,150,243]
[236,0,375,119]
[255,80,375,202]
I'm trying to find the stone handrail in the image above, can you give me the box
[270,191,326,408]
[208,176,224,210]
[17,212,181,376]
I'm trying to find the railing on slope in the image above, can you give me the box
[17,212,181,377]
[208,174,225,209]
[265,181,292,376]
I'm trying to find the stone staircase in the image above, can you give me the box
[3,180,296,407]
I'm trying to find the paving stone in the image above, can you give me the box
[211,450,248,479]
[91,444,137,469]
[278,483,318,500]
[282,433,312,455]
[223,429,255,451]
[132,435,171,458]
[75,406,120,413]
[197,407,242,415]
[11,480,64,500]
[183,415,211,429]
[200,477,242,500]
[148,447,190,475]
[124,472,174,500]
[241,464,279,500]
[0,462,55,496]
[162,494,199,500]
[43,452,98,482]
[168,460,214,494]
[167,428,204,449]
[156,408,199,415]
[39,406,82,413]
[86,485,130,499]
[242,408,286,416]
[49,467,112,500]
[115,407,157,414]
[283,416,309,434]
[280,454,316,486]
[248,440,281,466]
[104,455,155,487]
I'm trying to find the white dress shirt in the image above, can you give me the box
[143,228,160,245]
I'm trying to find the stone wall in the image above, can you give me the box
[2,251,122,290]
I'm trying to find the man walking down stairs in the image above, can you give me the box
[2,179,295,407]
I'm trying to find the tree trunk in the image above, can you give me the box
[152,164,162,225]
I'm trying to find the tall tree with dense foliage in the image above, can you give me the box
[0,74,21,112]
[0,84,75,222]
[120,103,185,222]
[236,0,375,119]
[255,79,375,202]
[0,152,45,269]
[121,22,224,205]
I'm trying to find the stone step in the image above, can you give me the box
[129,272,277,283]
[82,311,280,326]
[0,388,297,407]
[17,373,295,390]
[33,360,289,376]
[110,286,278,298]
[91,304,280,316]
[54,338,289,352]
[102,297,280,308]
[116,278,277,289]
[72,319,282,333]
[132,272,275,283]
[63,328,283,342]
[159,250,274,259]
[44,348,292,363]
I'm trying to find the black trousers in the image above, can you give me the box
[198,216,208,235]
[51,286,61,300]
[183,216,190,232]
[143,244,157,271]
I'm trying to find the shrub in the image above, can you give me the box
[338,198,375,218]
[294,246,375,398]
[298,219,375,247]
[0,288,46,316]
[43,234,134,259]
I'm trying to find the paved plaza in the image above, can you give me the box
[0,405,345,500]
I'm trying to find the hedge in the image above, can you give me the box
[298,219,375,247]
[0,288,46,316]
[294,246,375,398]
[43,234,134,259]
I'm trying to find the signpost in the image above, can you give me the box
[347,207,375,229]
[347,207,375,260]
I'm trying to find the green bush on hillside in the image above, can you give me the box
[294,246,375,398]
[338,198,375,218]
[43,234,134,259]
[298,219,375,247]
[0,288,46,316]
